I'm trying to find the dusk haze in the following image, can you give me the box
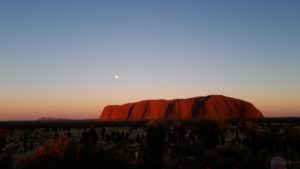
[1,0,300,121]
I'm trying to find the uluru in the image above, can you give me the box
[100,95,264,120]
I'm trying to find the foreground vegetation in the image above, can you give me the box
[1,118,300,169]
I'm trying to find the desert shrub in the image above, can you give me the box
[17,136,72,169]
[38,137,71,157]
[16,133,131,169]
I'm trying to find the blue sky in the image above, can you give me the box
[0,0,299,120]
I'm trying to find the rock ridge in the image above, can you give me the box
[100,95,264,120]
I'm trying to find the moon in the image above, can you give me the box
[114,75,119,79]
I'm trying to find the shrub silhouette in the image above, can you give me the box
[0,129,7,151]
[17,129,129,169]
[17,136,73,169]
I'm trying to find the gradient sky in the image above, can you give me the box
[0,0,299,120]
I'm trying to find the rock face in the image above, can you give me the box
[100,95,264,120]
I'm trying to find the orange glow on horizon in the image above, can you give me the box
[0,94,299,121]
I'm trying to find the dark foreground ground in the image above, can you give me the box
[1,118,300,169]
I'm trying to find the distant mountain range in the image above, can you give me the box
[100,95,264,120]
[37,117,73,121]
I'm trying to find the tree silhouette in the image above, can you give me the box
[0,129,7,151]
[196,119,220,149]
[146,120,166,168]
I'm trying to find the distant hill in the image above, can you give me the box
[37,117,73,121]
[100,95,264,120]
